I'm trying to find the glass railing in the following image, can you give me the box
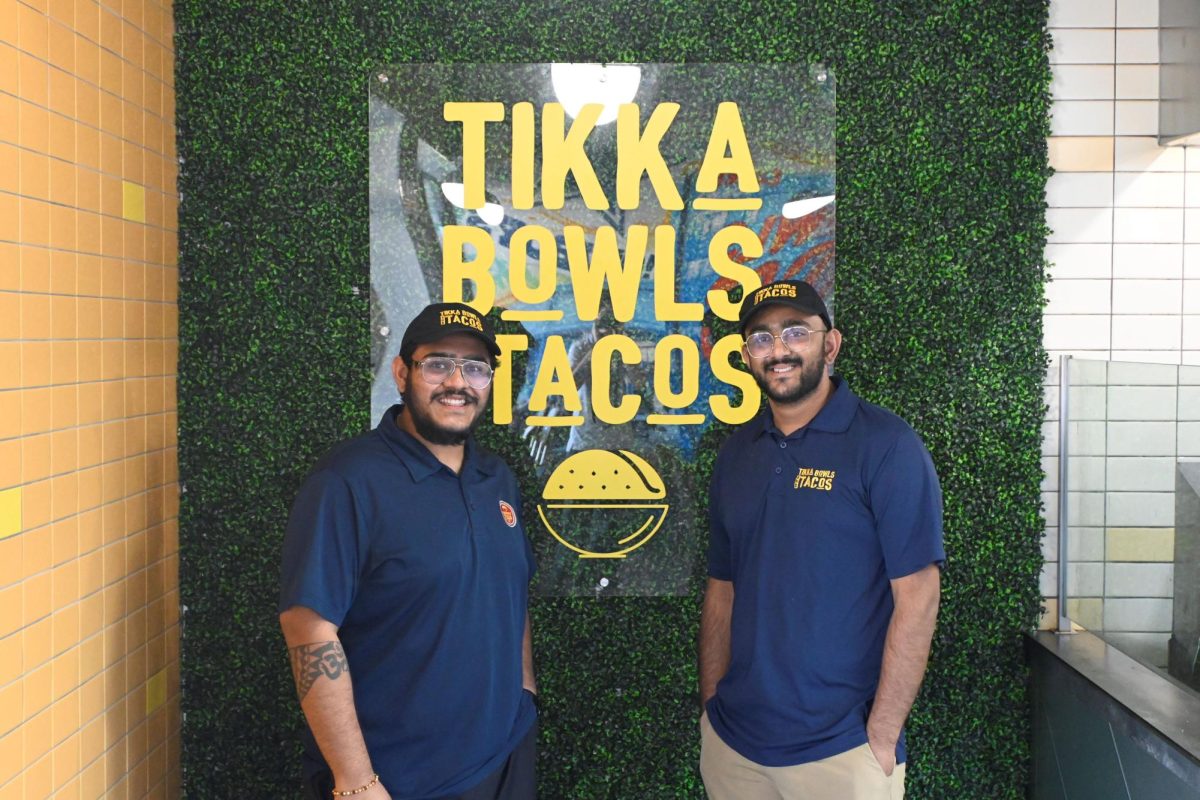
[1057,357,1200,691]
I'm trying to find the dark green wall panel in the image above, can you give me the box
[175,2,1051,797]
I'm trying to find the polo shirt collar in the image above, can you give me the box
[376,404,495,480]
[755,376,859,439]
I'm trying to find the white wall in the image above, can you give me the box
[1042,0,1199,667]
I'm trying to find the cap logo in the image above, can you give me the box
[499,500,517,527]
[753,284,798,305]
[439,309,484,332]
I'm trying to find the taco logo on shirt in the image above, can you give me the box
[794,466,835,491]
[499,500,518,527]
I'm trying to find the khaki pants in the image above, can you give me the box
[700,713,905,800]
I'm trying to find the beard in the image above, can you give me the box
[752,354,825,405]
[401,387,486,446]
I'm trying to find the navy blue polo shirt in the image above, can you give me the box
[279,405,536,799]
[706,377,944,767]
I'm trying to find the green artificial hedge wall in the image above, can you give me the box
[176,2,1051,798]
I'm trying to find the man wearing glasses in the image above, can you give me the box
[699,280,944,800]
[279,302,537,800]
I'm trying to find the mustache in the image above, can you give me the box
[433,389,478,405]
[762,356,804,371]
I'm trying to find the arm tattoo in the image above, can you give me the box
[289,641,349,703]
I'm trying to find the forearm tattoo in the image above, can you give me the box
[289,641,349,702]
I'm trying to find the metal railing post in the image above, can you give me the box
[1057,354,1073,634]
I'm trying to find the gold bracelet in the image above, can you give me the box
[332,773,379,797]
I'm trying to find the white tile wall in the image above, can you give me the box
[1049,243,1112,278]
[1112,315,1181,348]
[1069,420,1108,453]
[1106,421,1176,454]
[1116,0,1157,27]
[1105,385,1177,418]
[1045,0,1194,644]
[1069,456,1108,491]
[1183,316,1200,347]
[1115,100,1158,135]
[1051,0,1115,28]
[1183,281,1200,313]
[1111,349,1185,362]
[1106,360,1179,383]
[1112,208,1183,242]
[1110,279,1182,313]
[1052,29,1117,64]
[1105,456,1177,490]
[1052,101,1116,136]
[1104,598,1172,630]
[1072,527,1107,560]
[1180,386,1200,418]
[1054,65,1116,99]
[1068,384,1110,419]
[1051,208,1117,242]
[1114,172,1183,206]
[1046,279,1113,314]
[1185,176,1199,207]
[1187,210,1200,243]
[1179,422,1200,455]
[1071,491,1108,525]
[1188,246,1200,277]
[1114,136,1184,171]
[1115,65,1158,99]
[1115,29,1158,63]
[1045,315,1112,350]
[1106,491,1174,526]
[1113,243,1181,277]
[1048,173,1116,207]
[1073,562,1106,595]
[1105,562,1174,597]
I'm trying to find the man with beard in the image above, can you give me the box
[279,302,537,800]
[698,280,944,800]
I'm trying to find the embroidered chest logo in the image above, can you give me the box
[499,500,518,528]
[794,467,836,491]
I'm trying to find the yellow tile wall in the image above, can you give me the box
[0,0,180,797]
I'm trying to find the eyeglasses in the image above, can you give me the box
[413,357,494,390]
[743,326,827,359]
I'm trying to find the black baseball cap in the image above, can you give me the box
[738,279,833,333]
[399,302,501,361]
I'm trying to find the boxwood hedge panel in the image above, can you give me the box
[176,2,1050,797]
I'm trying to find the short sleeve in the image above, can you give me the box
[278,469,369,625]
[514,473,537,579]
[707,456,733,581]
[869,431,946,580]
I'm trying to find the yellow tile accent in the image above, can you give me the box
[1047,136,1114,173]
[145,668,166,715]
[1106,528,1175,562]
[0,488,21,540]
[121,181,145,223]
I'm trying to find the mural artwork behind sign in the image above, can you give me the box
[369,63,835,595]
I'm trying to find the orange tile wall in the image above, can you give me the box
[0,0,181,797]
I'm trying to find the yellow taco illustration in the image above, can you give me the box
[537,449,669,558]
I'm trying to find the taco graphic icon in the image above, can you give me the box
[537,449,670,559]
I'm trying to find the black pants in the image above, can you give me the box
[305,722,537,800]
